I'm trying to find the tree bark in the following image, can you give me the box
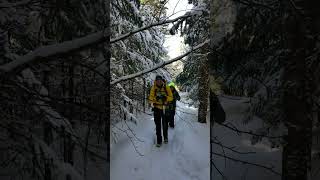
[282,0,320,179]
[198,45,209,123]
[143,78,146,113]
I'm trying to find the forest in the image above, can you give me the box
[0,0,319,180]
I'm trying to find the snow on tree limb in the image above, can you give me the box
[0,31,110,73]
[110,14,191,44]
[110,40,210,85]
[0,14,192,74]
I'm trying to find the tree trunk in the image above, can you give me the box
[143,78,146,113]
[130,80,133,121]
[102,5,111,176]
[42,69,52,180]
[65,62,75,180]
[198,45,209,123]
[282,0,320,179]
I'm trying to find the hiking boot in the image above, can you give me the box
[164,139,168,144]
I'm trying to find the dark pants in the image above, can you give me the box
[154,108,168,144]
[166,106,176,127]
[167,109,175,127]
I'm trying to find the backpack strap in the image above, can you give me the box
[154,84,168,96]
[164,85,168,96]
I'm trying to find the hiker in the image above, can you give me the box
[149,75,173,147]
[167,82,180,128]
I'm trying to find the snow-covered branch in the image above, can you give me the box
[110,40,210,85]
[0,14,192,74]
[110,14,191,44]
[0,30,110,73]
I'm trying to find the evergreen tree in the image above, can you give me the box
[110,0,169,125]
[0,1,110,179]
[208,0,320,179]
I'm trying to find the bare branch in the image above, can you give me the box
[211,137,257,155]
[111,122,144,156]
[216,121,284,139]
[123,118,144,143]
[212,152,281,176]
[211,159,228,180]
[172,0,182,16]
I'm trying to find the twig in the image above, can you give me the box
[126,132,144,156]
[211,159,228,180]
[211,137,256,155]
[217,121,284,139]
[153,0,170,23]
[123,119,144,143]
[111,122,144,156]
[172,0,182,17]
[212,152,281,176]
[223,122,242,136]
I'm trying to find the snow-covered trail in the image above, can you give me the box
[110,92,210,180]
[211,95,282,180]
[110,93,283,180]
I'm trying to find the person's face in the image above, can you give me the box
[156,79,163,86]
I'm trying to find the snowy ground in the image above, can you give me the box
[211,95,282,180]
[110,93,285,180]
[110,92,210,180]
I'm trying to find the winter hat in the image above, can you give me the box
[168,81,175,87]
[155,75,163,80]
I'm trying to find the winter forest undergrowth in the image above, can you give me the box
[1,0,320,180]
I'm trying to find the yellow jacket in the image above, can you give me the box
[149,82,173,110]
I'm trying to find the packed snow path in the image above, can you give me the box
[110,93,284,180]
[211,95,282,180]
[110,92,210,180]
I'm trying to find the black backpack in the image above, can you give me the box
[154,84,169,103]
[210,90,226,124]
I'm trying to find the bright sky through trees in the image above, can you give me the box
[164,0,193,77]
[164,0,193,58]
